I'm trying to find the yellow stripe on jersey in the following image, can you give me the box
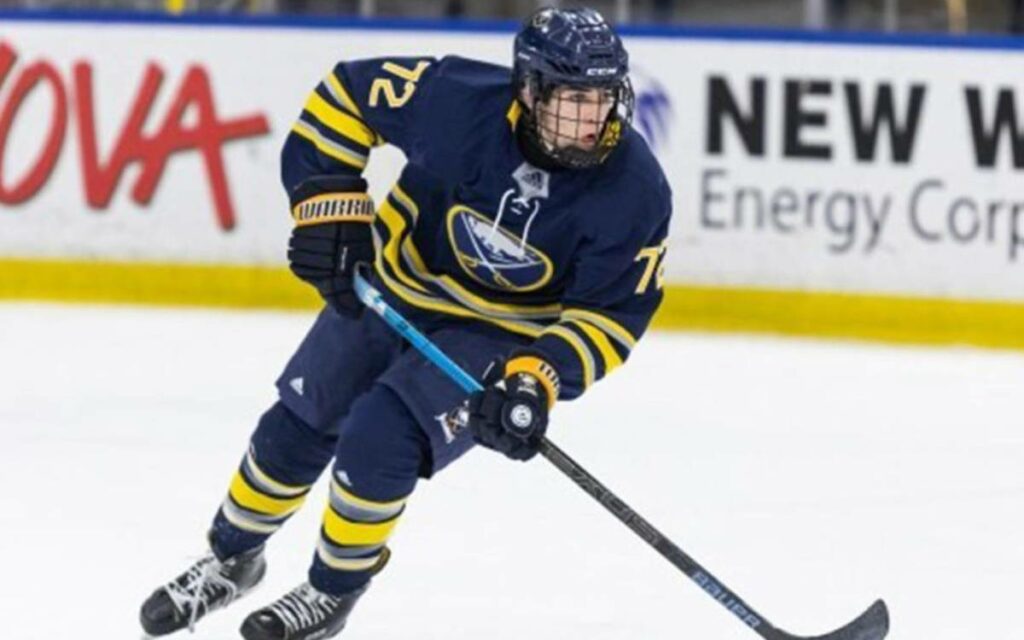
[290,121,367,170]
[229,473,306,517]
[542,324,596,391]
[303,92,378,149]
[561,308,638,350]
[327,71,366,120]
[568,319,624,376]
[322,505,401,546]
[376,200,431,294]
[390,184,419,220]
[372,253,544,339]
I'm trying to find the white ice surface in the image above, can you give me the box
[1,302,1022,639]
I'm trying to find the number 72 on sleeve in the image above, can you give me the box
[369,60,432,109]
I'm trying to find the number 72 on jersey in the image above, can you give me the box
[369,60,432,109]
[634,242,668,295]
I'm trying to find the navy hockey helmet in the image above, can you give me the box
[513,7,634,168]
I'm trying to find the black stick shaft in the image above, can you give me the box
[538,438,782,638]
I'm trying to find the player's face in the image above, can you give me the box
[535,86,615,151]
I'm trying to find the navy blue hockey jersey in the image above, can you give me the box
[281,55,672,400]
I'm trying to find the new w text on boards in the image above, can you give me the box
[700,75,1024,260]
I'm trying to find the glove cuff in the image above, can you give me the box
[505,355,559,410]
[292,192,375,227]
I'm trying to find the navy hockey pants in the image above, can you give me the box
[209,305,527,595]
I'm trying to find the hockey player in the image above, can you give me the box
[140,7,671,640]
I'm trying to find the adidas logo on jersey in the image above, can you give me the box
[512,162,549,202]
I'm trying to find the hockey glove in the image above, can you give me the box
[287,176,375,317]
[467,355,560,461]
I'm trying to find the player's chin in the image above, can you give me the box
[558,137,598,152]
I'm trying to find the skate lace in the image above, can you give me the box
[164,553,239,632]
[268,583,340,632]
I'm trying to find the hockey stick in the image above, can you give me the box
[353,265,889,640]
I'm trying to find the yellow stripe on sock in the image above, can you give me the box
[229,473,306,517]
[245,451,309,498]
[331,481,407,513]
[322,505,400,546]
[221,499,281,534]
[316,541,383,571]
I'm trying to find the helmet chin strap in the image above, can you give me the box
[515,102,567,172]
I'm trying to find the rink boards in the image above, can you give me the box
[1,14,1023,347]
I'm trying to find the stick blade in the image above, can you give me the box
[772,599,889,640]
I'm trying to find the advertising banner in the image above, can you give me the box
[2,17,1023,343]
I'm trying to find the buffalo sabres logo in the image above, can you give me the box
[447,206,554,292]
[448,163,553,293]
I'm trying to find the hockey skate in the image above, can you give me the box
[239,581,368,640]
[139,544,266,636]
